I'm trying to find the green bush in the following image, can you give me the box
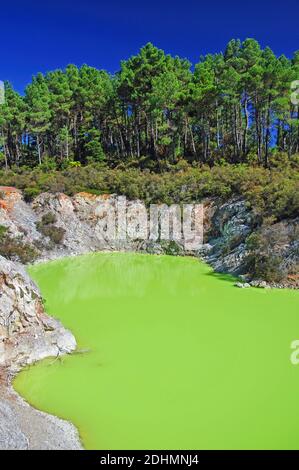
[161,240,184,256]
[38,225,65,244]
[245,231,285,282]
[0,225,38,264]
[0,225,8,238]
[0,161,298,221]
[40,212,57,225]
[24,187,41,202]
[246,252,284,283]
[36,213,65,245]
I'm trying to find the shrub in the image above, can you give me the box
[24,187,41,202]
[0,224,7,238]
[161,240,184,256]
[0,225,38,263]
[245,231,285,282]
[38,225,65,244]
[36,213,65,245]
[0,162,297,221]
[246,252,284,283]
[40,212,57,225]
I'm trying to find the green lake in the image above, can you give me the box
[14,252,299,449]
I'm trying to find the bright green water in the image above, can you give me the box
[14,252,299,449]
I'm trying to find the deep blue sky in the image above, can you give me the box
[1,0,298,92]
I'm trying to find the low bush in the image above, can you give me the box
[39,212,57,225]
[0,163,298,222]
[245,231,286,282]
[0,225,38,263]
[24,187,41,202]
[1,163,299,277]
[36,212,65,245]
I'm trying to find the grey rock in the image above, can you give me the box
[234,282,251,288]
[250,280,270,289]
[0,383,82,450]
[0,401,28,449]
[202,198,253,274]
[0,255,76,370]
[0,253,80,450]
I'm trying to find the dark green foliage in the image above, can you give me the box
[245,231,286,282]
[0,40,299,169]
[246,251,285,283]
[36,213,65,244]
[39,212,57,225]
[24,187,41,202]
[0,224,38,263]
[161,240,184,256]
[1,162,299,222]
[0,224,7,238]
[38,225,65,244]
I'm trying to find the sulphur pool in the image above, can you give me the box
[14,252,299,449]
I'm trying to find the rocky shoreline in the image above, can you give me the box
[0,255,83,450]
[0,370,82,450]
[0,187,298,450]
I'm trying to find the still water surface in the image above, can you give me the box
[14,253,299,449]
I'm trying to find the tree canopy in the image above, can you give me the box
[1,39,299,170]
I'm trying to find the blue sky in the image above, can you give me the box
[1,0,299,92]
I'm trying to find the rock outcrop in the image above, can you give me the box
[199,198,254,274]
[0,255,76,370]
[199,198,299,287]
[0,378,82,450]
[0,188,298,284]
[0,241,81,449]
[0,190,188,259]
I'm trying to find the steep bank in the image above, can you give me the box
[0,254,82,449]
[0,187,298,286]
[0,370,82,450]
[201,198,299,288]
[0,256,76,369]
